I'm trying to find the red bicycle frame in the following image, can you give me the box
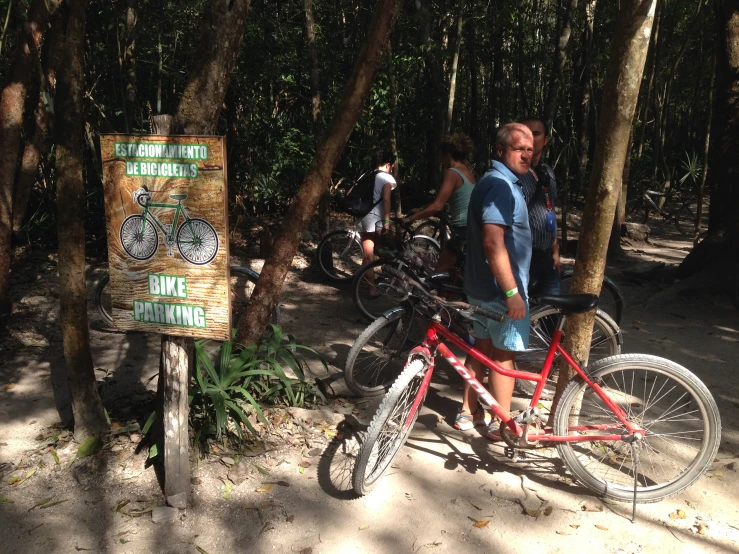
[403,317,642,444]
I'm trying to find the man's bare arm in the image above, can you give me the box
[482,223,526,319]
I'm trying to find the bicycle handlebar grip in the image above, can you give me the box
[473,305,505,323]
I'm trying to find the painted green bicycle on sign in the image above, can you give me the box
[119,187,219,265]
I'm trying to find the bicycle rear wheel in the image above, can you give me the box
[673,204,697,237]
[353,358,430,495]
[407,235,441,273]
[412,218,443,242]
[516,307,621,399]
[353,259,412,321]
[344,309,426,397]
[560,270,625,325]
[316,230,364,282]
[554,354,721,503]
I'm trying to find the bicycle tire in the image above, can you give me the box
[560,270,625,325]
[344,309,426,397]
[120,214,158,260]
[412,218,443,242]
[516,307,621,399]
[407,235,441,273]
[352,259,414,321]
[673,204,697,237]
[176,217,219,265]
[94,267,279,330]
[353,357,430,495]
[316,229,364,282]
[554,354,721,503]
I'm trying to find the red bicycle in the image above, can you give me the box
[352,270,721,515]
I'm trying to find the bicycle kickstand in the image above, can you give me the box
[630,442,640,523]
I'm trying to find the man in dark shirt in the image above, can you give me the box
[520,118,560,295]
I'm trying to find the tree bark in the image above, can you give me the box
[552,0,656,412]
[574,0,597,197]
[304,0,329,237]
[466,18,482,169]
[444,0,465,135]
[695,52,716,240]
[122,0,137,133]
[608,129,634,257]
[54,0,108,441]
[543,0,578,132]
[173,0,250,135]
[0,0,54,315]
[235,0,405,347]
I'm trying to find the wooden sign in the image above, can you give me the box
[100,134,231,341]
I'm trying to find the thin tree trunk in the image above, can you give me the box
[123,0,137,133]
[54,0,108,441]
[552,0,656,414]
[0,0,53,315]
[695,52,716,240]
[304,0,329,236]
[574,0,597,196]
[544,0,579,132]
[444,0,465,135]
[634,0,661,164]
[609,129,634,257]
[466,18,482,170]
[388,39,402,215]
[235,0,405,347]
[173,0,250,135]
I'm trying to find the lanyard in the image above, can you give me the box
[529,168,553,213]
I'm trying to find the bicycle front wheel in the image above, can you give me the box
[407,235,440,273]
[412,218,443,242]
[316,230,364,282]
[353,259,412,321]
[516,307,621,399]
[344,310,426,397]
[353,358,430,495]
[560,270,625,325]
[120,214,158,260]
[176,218,219,265]
[554,354,721,503]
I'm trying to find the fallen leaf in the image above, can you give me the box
[570,524,580,529]
[473,520,489,528]
[709,471,724,478]
[299,466,305,474]
[695,522,708,535]
[111,423,140,436]
[4,384,14,391]
[221,457,235,466]
[51,450,59,465]
[299,548,313,554]
[77,437,102,458]
[299,460,311,468]
[359,525,369,530]
[424,542,442,547]
[223,481,232,500]
[595,525,609,531]
[544,506,553,516]
[467,499,481,510]
[242,503,257,510]
[40,499,69,509]
[0,496,14,503]
[669,509,687,520]
[256,484,274,493]
[196,547,210,554]
[580,501,604,512]
[28,497,53,511]
[113,500,130,513]
[556,530,572,536]
[253,464,271,475]
[119,539,131,544]
[686,500,698,509]
[524,508,541,518]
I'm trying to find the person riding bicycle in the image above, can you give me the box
[357,149,397,295]
[455,123,533,439]
[402,133,476,272]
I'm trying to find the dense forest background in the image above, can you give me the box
[0,0,720,254]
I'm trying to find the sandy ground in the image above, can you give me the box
[0,221,738,554]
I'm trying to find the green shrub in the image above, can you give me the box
[189,325,325,450]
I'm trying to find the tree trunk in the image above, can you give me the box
[444,0,465,135]
[388,39,402,215]
[634,0,661,164]
[695,52,716,240]
[54,0,108,441]
[123,0,137,133]
[609,129,634,257]
[304,0,329,236]
[574,0,597,197]
[173,0,250,135]
[466,18,482,170]
[552,0,656,413]
[543,0,578,132]
[235,0,404,347]
[0,0,53,315]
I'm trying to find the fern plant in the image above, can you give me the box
[189,325,325,449]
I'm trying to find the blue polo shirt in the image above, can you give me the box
[464,161,532,301]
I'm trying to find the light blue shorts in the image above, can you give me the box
[468,296,530,352]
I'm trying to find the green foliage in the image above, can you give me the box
[189,325,325,449]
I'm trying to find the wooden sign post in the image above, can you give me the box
[100,117,230,507]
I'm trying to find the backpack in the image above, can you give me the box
[342,170,382,217]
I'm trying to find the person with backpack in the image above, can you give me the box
[520,118,560,295]
[355,149,397,294]
[402,133,476,272]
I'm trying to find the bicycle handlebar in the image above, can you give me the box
[383,266,505,322]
